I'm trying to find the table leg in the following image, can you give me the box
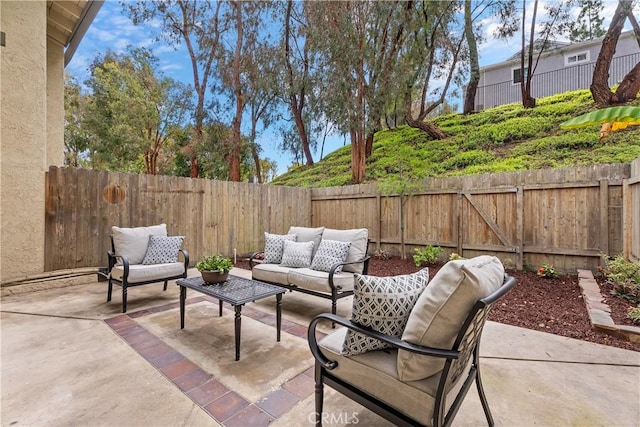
[219,299,223,317]
[180,285,186,329]
[234,304,242,361]
[276,293,282,342]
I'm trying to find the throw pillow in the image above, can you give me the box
[287,226,325,257]
[310,239,352,273]
[280,240,314,268]
[263,232,297,264]
[320,228,368,273]
[141,235,184,265]
[397,256,504,381]
[342,268,429,356]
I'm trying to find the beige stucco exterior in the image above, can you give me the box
[1,2,67,281]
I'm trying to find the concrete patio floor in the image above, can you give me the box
[1,267,639,426]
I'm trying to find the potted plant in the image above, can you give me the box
[196,254,233,284]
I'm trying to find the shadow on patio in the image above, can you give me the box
[2,267,639,426]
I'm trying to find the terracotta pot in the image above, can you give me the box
[200,270,229,284]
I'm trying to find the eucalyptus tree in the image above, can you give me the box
[245,43,279,183]
[591,0,640,105]
[126,0,224,178]
[565,0,606,42]
[463,0,519,114]
[216,1,271,182]
[280,0,317,166]
[400,0,466,138]
[64,74,91,167]
[84,47,192,174]
[306,1,410,183]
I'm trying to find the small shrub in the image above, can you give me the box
[627,305,640,324]
[449,252,464,261]
[600,254,640,303]
[413,245,442,267]
[537,263,557,279]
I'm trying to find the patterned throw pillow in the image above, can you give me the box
[263,232,297,264]
[141,236,184,265]
[280,240,314,268]
[342,268,429,356]
[310,239,352,273]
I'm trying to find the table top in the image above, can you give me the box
[177,275,285,305]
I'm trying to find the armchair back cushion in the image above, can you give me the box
[397,255,504,381]
[321,228,368,273]
[287,226,325,257]
[112,224,167,265]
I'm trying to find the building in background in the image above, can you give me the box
[475,30,639,111]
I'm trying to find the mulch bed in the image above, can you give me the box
[236,256,640,352]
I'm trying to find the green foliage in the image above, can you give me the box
[627,306,640,324]
[196,255,233,273]
[537,263,557,279]
[449,253,464,261]
[600,254,640,303]
[271,89,640,187]
[413,245,442,267]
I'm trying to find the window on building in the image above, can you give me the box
[564,51,590,66]
[512,67,528,84]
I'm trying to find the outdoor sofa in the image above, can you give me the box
[249,226,370,316]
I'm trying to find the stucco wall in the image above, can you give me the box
[47,38,65,167]
[1,2,48,281]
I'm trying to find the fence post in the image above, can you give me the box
[599,179,609,256]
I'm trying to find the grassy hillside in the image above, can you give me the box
[272,90,640,187]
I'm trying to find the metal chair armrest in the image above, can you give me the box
[249,251,265,268]
[308,313,458,371]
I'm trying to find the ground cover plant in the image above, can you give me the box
[236,257,640,352]
[272,89,640,187]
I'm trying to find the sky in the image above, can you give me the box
[66,0,634,176]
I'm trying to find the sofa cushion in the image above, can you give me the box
[321,228,368,273]
[280,240,314,268]
[319,328,469,426]
[263,232,297,264]
[342,269,429,356]
[397,256,504,381]
[111,262,184,283]
[252,263,291,285]
[311,239,351,273]
[142,235,184,265]
[112,224,167,265]
[287,226,325,257]
[287,268,356,294]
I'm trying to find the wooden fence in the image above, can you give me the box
[44,167,311,271]
[626,157,640,262]
[311,163,632,272]
[45,160,638,273]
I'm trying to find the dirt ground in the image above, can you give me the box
[236,256,640,352]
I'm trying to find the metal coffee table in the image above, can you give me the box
[176,275,285,361]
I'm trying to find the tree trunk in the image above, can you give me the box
[405,114,447,139]
[250,143,262,184]
[230,1,244,182]
[590,0,631,105]
[463,0,479,114]
[285,1,314,167]
[350,131,366,184]
[614,61,640,103]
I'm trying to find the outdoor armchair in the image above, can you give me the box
[308,256,516,426]
[106,224,189,312]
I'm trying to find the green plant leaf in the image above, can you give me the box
[560,106,640,129]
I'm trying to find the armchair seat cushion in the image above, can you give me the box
[319,328,469,426]
[111,262,185,283]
